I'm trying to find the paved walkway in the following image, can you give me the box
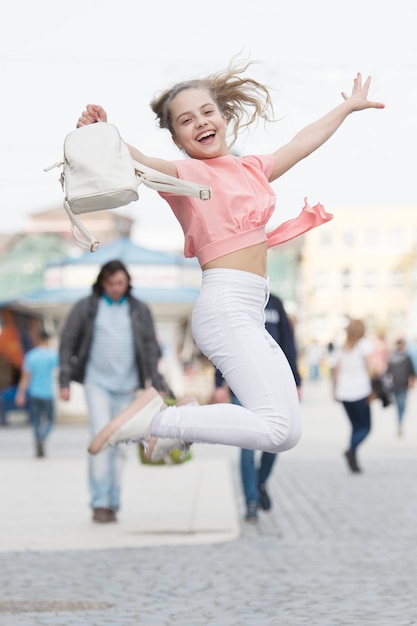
[1,379,417,625]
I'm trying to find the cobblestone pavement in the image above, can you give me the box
[1,380,417,625]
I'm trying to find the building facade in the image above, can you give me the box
[298,206,417,350]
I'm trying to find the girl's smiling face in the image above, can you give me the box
[169,88,229,159]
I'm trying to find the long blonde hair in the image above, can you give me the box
[150,59,274,147]
[343,319,366,350]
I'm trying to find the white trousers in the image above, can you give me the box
[153,268,302,453]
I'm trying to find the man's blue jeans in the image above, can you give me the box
[231,391,278,505]
[240,448,277,505]
[84,383,136,512]
[29,396,54,442]
[394,389,407,424]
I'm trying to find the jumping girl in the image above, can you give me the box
[77,60,384,461]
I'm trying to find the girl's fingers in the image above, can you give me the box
[76,104,106,128]
[369,100,385,109]
[363,75,372,90]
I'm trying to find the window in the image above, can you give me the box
[341,268,351,290]
[363,228,379,247]
[363,270,378,289]
[388,229,405,249]
[389,269,404,289]
[312,271,329,292]
[342,229,355,247]
[318,229,332,247]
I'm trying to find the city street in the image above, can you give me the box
[1,378,417,625]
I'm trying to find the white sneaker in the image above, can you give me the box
[88,387,166,455]
[149,396,198,462]
[150,438,190,462]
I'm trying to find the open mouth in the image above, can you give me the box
[197,130,216,143]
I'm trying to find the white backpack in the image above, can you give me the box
[45,122,211,251]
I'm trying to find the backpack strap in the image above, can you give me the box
[63,200,99,252]
[132,160,211,200]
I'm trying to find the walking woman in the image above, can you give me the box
[333,319,374,473]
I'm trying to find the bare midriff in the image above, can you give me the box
[201,241,268,277]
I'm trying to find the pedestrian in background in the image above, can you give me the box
[306,340,323,381]
[333,319,373,474]
[15,331,58,458]
[213,294,302,522]
[370,331,389,378]
[59,260,167,523]
[326,341,337,380]
[387,338,415,437]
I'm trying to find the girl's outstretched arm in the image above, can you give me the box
[269,73,384,182]
[76,104,178,177]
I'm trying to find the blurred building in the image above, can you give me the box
[0,207,133,302]
[298,206,417,349]
[26,206,132,241]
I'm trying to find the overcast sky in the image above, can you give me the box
[1,0,416,250]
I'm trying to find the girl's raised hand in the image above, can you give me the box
[76,104,108,128]
[341,73,385,111]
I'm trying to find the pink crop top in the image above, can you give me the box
[159,154,333,266]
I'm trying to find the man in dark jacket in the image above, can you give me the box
[59,259,166,523]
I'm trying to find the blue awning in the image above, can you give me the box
[50,237,197,268]
[16,285,199,306]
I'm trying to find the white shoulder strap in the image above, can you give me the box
[132,160,211,200]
